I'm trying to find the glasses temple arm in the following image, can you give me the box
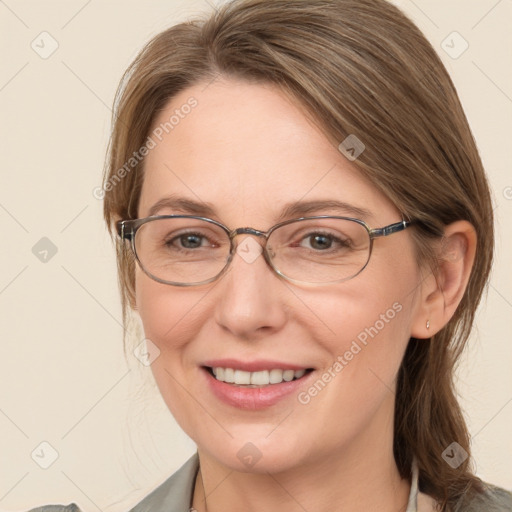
[116,220,135,241]
[370,220,411,239]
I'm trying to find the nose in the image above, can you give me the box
[213,235,288,340]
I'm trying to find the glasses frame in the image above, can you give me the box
[116,215,412,287]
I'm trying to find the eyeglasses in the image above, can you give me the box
[116,215,412,286]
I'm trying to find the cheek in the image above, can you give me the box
[134,268,220,392]
[305,272,413,342]
[135,271,168,341]
[134,270,206,428]
[301,257,420,385]
[292,278,417,442]
[135,270,201,354]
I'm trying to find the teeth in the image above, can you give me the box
[211,367,309,386]
[283,369,294,382]
[294,369,306,379]
[250,370,269,385]
[234,369,251,385]
[269,369,283,384]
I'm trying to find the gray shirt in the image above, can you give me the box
[28,453,512,512]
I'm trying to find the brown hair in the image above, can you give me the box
[102,0,494,509]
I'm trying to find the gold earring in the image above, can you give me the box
[426,320,430,329]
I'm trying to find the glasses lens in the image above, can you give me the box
[268,218,370,283]
[134,218,230,284]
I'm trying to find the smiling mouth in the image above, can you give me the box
[204,366,314,387]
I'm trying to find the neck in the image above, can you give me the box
[192,419,411,512]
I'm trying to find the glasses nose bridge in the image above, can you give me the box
[229,226,269,244]
[226,226,276,279]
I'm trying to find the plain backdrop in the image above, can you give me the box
[0,1,511,510]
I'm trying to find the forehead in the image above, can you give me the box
[138,77,395,225]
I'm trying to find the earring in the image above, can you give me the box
[426,319,430,330]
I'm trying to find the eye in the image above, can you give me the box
[295,231,351,252]
[304,233,334,250]
[165,231,214,250]
[175,233,204,249]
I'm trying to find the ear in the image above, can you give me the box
[410,221,477,339]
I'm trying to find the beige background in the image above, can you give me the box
[0,0,511,510]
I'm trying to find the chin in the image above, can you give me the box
[196,428,312,474]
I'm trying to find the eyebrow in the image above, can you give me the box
[146,195,372,223]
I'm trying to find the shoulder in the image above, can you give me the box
[25,453,199,512]
[455,483,512,512]
[417,480,511,512]
[128,452,199,512]
[27,505,81,512]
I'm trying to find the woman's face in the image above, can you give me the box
[135,77,425,473]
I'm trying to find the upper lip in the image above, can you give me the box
[202,359,312,372]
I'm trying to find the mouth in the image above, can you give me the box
[200,361,316,410]
[203,366,314,387]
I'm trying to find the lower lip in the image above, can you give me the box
[202,367,314,410]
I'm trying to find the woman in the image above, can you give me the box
[30,0,511,511]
